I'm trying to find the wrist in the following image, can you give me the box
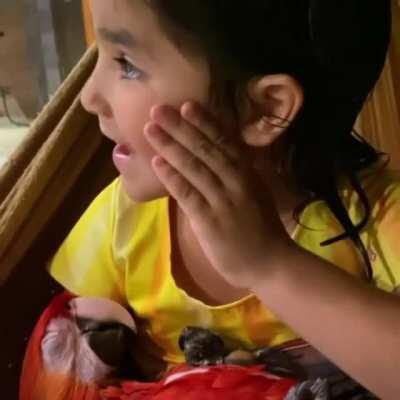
[249,239,301,291]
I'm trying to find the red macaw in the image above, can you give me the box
[20,292,337,400]
[19,292,137,400]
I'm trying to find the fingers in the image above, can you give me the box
[180,101,240,161]
[144,123,222,212]
[147,104,244,196]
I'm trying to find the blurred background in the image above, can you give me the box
[0,0,87,168]
[0,2,92,394]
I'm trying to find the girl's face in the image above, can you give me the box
[81,0,211,202]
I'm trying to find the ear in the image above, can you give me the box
[241,74,304,148]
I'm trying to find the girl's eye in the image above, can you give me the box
[114,56,143,80]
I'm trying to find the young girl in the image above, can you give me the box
[22,0,399,399]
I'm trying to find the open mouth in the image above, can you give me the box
[114,143,132,157]
[112,143,135,173]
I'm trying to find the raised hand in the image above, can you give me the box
[144,102,294,290]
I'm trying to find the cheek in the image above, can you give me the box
[114,91,156,156]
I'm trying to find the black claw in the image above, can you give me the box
[179,326,227,366]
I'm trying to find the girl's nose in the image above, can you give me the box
[81,68,112,118]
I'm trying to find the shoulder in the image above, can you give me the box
[49,177,168,299]
[50,177,122,268]
[339,161,400,219]
[295,164,400,283]
[361,164,400,221]
[358,164,400,291]
[363,164,400,204]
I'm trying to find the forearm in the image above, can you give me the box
[252,243,400,399]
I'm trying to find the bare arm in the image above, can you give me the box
[252,243,400,400]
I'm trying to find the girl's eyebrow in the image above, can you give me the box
[97,27,138,48]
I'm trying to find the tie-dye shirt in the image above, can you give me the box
[49,165,400,365]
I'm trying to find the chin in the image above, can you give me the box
[121,175,168,204]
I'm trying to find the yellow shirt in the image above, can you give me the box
[50,166,400,364]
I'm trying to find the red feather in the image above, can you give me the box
[19,292,103,400]
[102,364,298,400]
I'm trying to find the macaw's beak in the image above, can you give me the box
[68,297,141,380]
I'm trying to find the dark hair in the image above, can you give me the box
[145,0,391,282]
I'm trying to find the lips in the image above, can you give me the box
[114,143,132,156]
[112,143,135,173]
